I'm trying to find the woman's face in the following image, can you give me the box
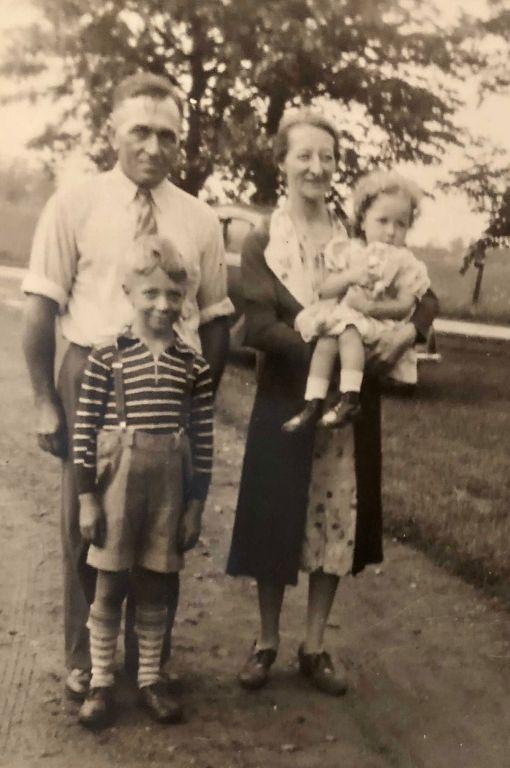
[362,192,412,247]
[280,124,336,202]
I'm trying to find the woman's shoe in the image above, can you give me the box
[297,644,348,696]
[238,644,277,690]
[78,686,114,728]
[320,396,360,429]
[282,399,323,433]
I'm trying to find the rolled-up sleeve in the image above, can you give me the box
[22,191,78,312]
[197,214,234,325]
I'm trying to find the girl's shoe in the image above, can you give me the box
[297,644,347,696]
[78,686,114,729]
[282,399,323,433]
[320,395,360,429]
[238,644,277,690]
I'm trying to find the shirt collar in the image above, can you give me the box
[110,163,171,211]
[117,326,193,355]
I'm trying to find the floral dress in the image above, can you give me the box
[295,238,431,384]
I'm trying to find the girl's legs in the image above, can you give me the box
[238,579,285,690]
[282,336,338,432]
[299,569,347,696]
[321,326,365,428]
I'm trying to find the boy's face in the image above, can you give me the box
[125,267,186,336]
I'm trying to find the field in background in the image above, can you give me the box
[218,342,510,606]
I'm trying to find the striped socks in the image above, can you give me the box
[135,604,168,689]
[87,603,121,689]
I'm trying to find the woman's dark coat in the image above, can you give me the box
[226,225,438,585]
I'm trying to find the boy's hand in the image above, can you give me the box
[79,493,105,547]
[178,498,205,553]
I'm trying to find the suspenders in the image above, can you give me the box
[110,342,196,433]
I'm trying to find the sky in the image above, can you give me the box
[0,0,508,246]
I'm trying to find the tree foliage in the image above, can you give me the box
[1,0,507,204]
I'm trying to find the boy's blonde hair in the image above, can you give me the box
[351,169,423,239]
[124,235,187,286]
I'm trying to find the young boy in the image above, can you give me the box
[73,235,214,728]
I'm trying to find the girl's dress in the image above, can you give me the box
[295,238,431,384]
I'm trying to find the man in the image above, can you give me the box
[22,72,233,702]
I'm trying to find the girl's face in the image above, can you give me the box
[362,192,412,247]
[280,124,336,202]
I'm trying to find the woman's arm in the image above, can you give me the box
[358,289,416,321]
[242,228,311,368]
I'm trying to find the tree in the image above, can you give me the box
[2,0,507,204]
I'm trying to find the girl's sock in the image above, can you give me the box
[87,603,122,689]
[304,376,330,401]
[339,369,363,395]
[135,604,167,689]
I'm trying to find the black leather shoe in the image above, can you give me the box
[320,397,360,429]
[139,682,183,723]
[78,687,114,729]
[297,644,347,696]
[238,644,277,690]
[282,399,323,433]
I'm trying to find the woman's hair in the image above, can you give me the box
[112,71,183,116]
[351,169,423,239]
[273,108,340,165]
[124,235,187,286]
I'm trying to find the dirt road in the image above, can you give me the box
[1,297,510,768]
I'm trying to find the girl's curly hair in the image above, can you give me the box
[352,169,423,239]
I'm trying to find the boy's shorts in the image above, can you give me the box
[87,430,188,573]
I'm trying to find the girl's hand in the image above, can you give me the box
[79,493,105,546]
[367,324,417,374]
[347,262,369,286]
[178,498,205,552]
[345,286,372,314]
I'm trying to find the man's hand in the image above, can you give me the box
[344,286,372,315]
[36,397,67,458]
[178,498,205,553]
[79,493,105,546]
[367,323,417,376]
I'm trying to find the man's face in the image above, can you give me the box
[110,95,181,188]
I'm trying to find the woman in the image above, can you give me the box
[226,109,438,695]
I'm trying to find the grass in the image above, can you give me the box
[219,341,510,605]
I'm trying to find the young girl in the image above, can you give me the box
[283,169,430,433]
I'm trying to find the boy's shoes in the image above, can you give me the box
[282,399,323,433]
[320,393,360,429]
[65,668,91,701]
[78,686,114,729]
[139,681,183,724]
[238,644,277,690]
[297,644,348,696]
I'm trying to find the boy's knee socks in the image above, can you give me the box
[135,604,168,689]
[87,602,122,689]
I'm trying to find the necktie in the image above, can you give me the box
[134,187,158,238]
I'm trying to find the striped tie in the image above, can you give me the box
[134,187,158,238]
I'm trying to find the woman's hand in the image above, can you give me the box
[344,286,372,315]
[178,498,205,552]
[79,493,105,546]
[367,323,417,375]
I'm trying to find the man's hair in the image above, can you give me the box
[124,235,187,285]
[273,108,340,165]
[351,169,423,239]
[112,72,183,116]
